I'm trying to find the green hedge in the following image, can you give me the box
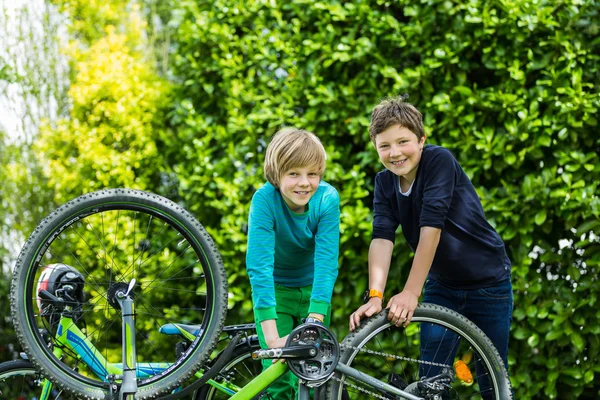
[163,1,599,398]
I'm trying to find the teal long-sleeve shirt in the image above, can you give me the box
[246,181,340,322]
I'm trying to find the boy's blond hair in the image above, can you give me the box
[369,95,425,144]
[264,127,326,187]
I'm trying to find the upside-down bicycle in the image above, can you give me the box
[7,189,512,399]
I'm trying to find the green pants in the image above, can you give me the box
[255,284,330,400]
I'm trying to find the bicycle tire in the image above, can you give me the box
[0,359,79,399]
[327,303,512,400]
[10,189,228,399]
[194,335,263,400]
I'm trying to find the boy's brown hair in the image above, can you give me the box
[369,94,425,144]
[264,127,327,188]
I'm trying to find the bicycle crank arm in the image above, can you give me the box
[335,363,424,400]
[252,345,318,360]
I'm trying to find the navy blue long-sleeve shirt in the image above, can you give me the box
[372,145,510,289]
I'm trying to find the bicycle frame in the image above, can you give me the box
[227,357,424,400]
[32,288,439,400]
[38,314,423,400]
[34,314,244,399]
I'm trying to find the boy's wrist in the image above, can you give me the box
[307,313,324,322]
[260,319,280,345]
[363,289,384,304]
[404,282,424,298]
[368,296,383,306]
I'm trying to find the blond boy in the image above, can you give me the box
[246,128,340,399]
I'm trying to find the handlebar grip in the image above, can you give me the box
[38,289,64,306]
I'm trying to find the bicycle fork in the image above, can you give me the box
[115,280,138,400]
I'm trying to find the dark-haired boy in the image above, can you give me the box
[349,96,513,397]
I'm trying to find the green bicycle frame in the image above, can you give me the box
[34,314,245,398]
[228,361,288,400]
[36,318,424,400]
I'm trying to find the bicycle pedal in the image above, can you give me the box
[175,341,189,358]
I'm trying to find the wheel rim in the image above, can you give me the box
[337,316,504,399]
[20,201,219,392]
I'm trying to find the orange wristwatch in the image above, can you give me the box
[363,289,384,304]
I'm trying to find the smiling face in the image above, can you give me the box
[279,166,321,213]
[375,124,426,184]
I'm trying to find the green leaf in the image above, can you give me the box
[527,333,539,347]
[505,153,517,165]
[537,136,551,147]
[534,210,547,225]
[576,220,600,235]
[584,370,594,384]
[557,128,568,139]
[513,326,529,340]
[545,330,563,341]
[513,307,526,321]
[562,367,582,380]
[571,332,585,352]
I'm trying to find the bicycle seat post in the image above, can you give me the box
[116,279,137,400]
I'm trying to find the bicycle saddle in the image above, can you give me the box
[159,323,203,337]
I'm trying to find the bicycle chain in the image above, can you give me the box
[339,343,451,368]
[331,343,452,399]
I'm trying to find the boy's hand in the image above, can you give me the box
[386,289,418,327]
[266,334,290,364]
[266,334,289,349]
[349,297,383,331]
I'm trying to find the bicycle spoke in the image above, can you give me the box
[137,244,195,296]
[331,307,510,399]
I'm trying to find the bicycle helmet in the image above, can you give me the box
[36,263,85,325]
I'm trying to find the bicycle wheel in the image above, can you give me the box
[327,304,512,400]
[0,359,78,399]
[194,335,264,400]
[10,189,228,399]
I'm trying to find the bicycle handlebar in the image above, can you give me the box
[38,289,65,309]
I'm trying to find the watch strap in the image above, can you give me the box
[363,289,384,304]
